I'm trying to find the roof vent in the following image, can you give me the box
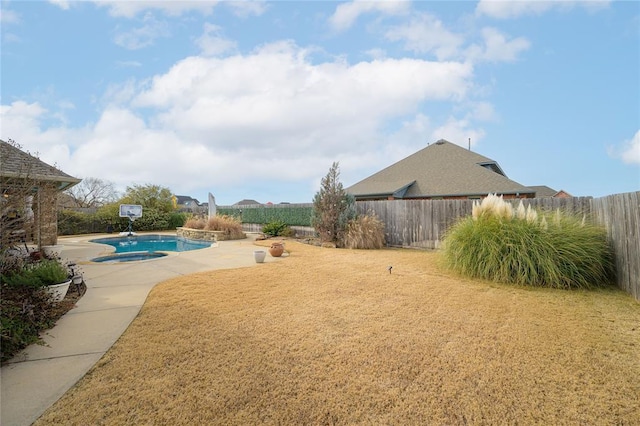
[435,139,446,145]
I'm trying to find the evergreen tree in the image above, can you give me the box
[312,162,355,246]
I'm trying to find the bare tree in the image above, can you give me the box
[64,177,118,208]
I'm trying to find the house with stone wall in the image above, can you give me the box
[1,140,81,247]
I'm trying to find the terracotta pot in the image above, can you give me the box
[269,242,284,257]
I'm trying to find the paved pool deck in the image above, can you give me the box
[1,233,276,426]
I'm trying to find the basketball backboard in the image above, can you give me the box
[119,204,143,219]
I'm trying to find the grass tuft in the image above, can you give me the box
[342,213,386,249]
[205,215,245,239]
[183,217,206,230]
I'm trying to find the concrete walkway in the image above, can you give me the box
[1,233,275,426]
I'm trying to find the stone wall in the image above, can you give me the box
[176,227,247,242]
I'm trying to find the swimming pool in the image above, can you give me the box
[90,234,212,254]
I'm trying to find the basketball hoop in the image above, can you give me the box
[119,204,143,236]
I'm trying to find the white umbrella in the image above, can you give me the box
[208,193,217,219]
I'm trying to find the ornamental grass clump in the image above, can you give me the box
[342,213,386,249]
[443,194,614,289]
[206,215,245,239]
[184,217,206,230]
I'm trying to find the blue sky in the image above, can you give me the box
[1,0,638,206]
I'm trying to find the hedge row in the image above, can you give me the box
[217,205,314,226]
[57,209,187,235]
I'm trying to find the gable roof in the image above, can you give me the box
[527,185,573,198]
[527,185,556,197]
[234,199,261,206]
[0,139,81,191]
[175,195,201,205]
[346,139,534,199]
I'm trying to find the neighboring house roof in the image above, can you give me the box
[527,185,572,198]
[234,199,261,205]
[175,195,201,205]
[0,139,81,191]
[346,139,535,199]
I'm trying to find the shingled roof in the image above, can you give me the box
[346,139,534,200]
[0,139,81,191]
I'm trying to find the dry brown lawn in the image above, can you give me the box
[35,241,639,425]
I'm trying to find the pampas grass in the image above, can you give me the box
[342,214,385,249]
[184,217,206,229]
[445,195,614,289]
[206,215,245,239]
[183,215,245,239]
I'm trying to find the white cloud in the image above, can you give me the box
[0,101,48,137]
[0,101,88,171]
[614,130,640,165]
[2,33,21,44]
[476,0,611,19]
[329,0,411,32]
[101,79,140,107]
[94,0,219,18]
[465,27,530,63]
[0,7,21,24]
[48,0,71,10]
[384,12,464,60]
[226,1,268,18]
[116,60,143,68]
[58,100,76,110]
[195,23,237,56]
[467,101,498,122]
[132,42,473,151]
[429,116,486,149]
[364,48,387,60]
[113,12,170,50]
[2,42,481,203]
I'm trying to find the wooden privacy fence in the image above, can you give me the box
[356,197,594,249]
[591,192,639,301]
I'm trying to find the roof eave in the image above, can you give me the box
[414,189,536,198]
[1,171,81,191]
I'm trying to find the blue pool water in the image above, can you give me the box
[90,234,211,254]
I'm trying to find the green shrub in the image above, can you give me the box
[31,259,69,285]
[95,203,179,233]
[132,208,169,231]
[1,283,57,362]
[442,195,614,289]
[58,210,92,235]
[2,259,68,288]
[262,220,291,237]
[1,255,69,362]
[342,214,386,249]
[168,212,187,229]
